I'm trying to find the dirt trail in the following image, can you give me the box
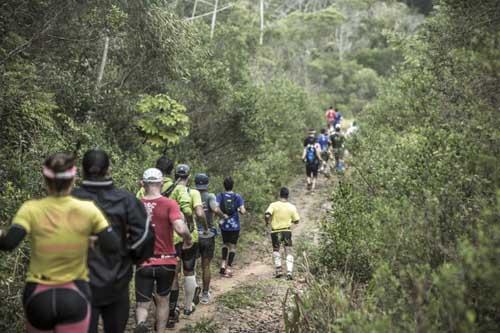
[173,176,332,332]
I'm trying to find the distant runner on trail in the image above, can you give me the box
[334,109,343,128]
[330,124,346,172]
[317,128,331,175]
[195,173,229,304]
[136,156,175,198]
[325,106,336,128]
[346,120,359,137]
[168,164,204,326]
[134,168,192,333]
[302,134,323,191]
[217,176,246,278]
[265,187,300,280]
[72,149,152,333]
[0,152,120,333]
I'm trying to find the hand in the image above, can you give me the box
[223,214,229,220]
[182,238,193,250]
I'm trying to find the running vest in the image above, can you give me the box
[305,144,318,163]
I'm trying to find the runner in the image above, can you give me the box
[0,152,120,333]
[72,149,152,333]
[265,187,300,280]
[134,168,192,333]
[194,173,229,304]
[302,135,323,191]
[334,109,343,128]
[317,128,331,175]
[346,120,359,137]
[217,176,246,278]
[168,164,204,326]
[325,106,336,128]
[330,124,346,172]
[136,156,175,198]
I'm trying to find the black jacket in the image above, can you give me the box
[72,179,148,305]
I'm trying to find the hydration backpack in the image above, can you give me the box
[220,192,238,215]
[306,144,318,163]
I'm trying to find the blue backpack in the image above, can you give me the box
[219,192,238,215]
[306,144,318,163]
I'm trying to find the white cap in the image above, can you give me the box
[335,123,341,129]
[143,168,163,183]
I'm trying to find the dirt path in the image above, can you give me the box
[174,176,332,333]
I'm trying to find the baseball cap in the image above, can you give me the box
[194,173,209,190]
[143,168,163,183]
[175,164,191,177]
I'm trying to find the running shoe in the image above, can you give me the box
[224,267,233,278]
[134,322,148,333]
[165,319,176,330]
[183,304,196,316]
[275,269,283,279]
[200,290,211,305]
[193,286,202,305]
[286,273,293,281]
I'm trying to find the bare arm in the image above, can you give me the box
[264,212,272,226]
[172,219,192,248]
[214,206,229,219]
[238,205,247,215]
[194,205,208,231]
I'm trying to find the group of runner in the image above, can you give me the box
[302,106,358,191]
[0,147,305,333]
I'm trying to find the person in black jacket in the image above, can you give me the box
[72,149,151,333]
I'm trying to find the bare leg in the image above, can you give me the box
[154,295,169,332]
[202,257,212,292]
[136,301,150,325]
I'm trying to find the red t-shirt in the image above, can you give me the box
[140,197,183,266]
[326,109,336,122]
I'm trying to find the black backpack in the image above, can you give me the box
[219,192,238,215]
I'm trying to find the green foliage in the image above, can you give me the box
[290,0,500,332]
[136,94,190,148]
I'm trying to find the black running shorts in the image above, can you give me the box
[198,236,215,259]
[175,242,199,272]
[305,162,319,177]
[221,230,240,245]
[23,280,91,332]
[135,265,176,302]
[271,231,293,249]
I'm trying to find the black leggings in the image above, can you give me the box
[88,287,130,333]
[23,280,90,333]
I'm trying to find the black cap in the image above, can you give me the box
[195,173,209,190]
[175,164,190,177]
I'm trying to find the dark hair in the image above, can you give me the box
[223,176,234,191]
[82,149,109,179]
[44,152,76,194]
[321,128,327,134]
[280,187,289,199]
[156,156,174,176]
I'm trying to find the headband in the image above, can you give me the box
[42,166,77,179]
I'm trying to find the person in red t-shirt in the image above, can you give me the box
[134,168,192,333]
[325,106,336,128]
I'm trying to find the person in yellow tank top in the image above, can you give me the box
[265,187,300,280]
[0,153,119,333]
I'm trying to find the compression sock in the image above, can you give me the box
[222,246,228,261]
[169,289,179,317]
[228,251,236,266]
[286,254,294,274]
[184,276,197,311]
[272,251,281,269]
